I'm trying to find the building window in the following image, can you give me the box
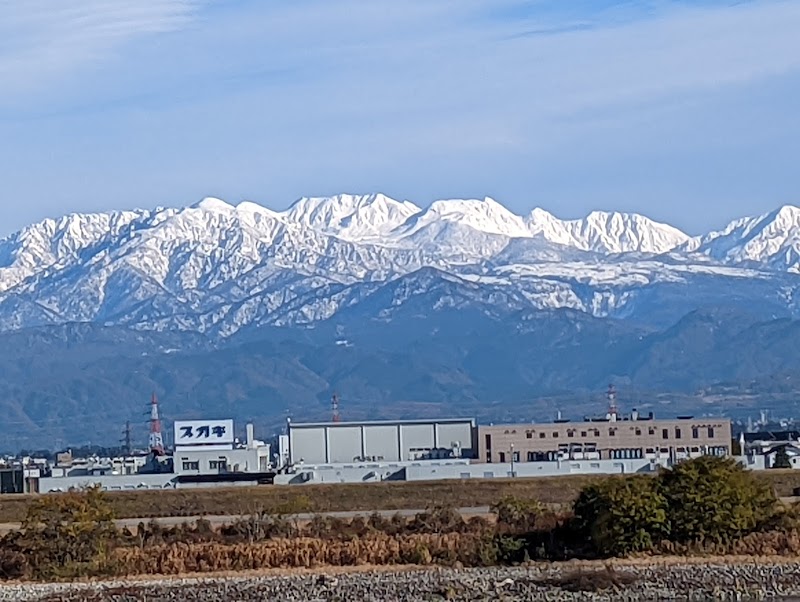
[581,431,587,437]
[692,427,699,439]
[567,430,574,438]
[498,452,506,463]
[609,429,616,437]
[552,432,559,438]
[182,461,199,471]
[486,453,492,463]
[649,427,656,435]
[485,434,492,450]
[527,452,536,462]
[209,459,227,470]
[512,451,520,462]
[593,429,600,437]
[539,432,546,439]
[526,431,532,439]
[675,428,682,439]
[635,428,641,436]
[708,427,715,438]
[662,428,669,440]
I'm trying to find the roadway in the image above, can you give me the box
[0,506,493,534]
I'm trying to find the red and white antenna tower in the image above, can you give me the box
[331,393,341,423]
[148,392,164,455]
[606,384,618,420]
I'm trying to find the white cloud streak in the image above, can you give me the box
[0,1,199,94]
[0,0,799,233]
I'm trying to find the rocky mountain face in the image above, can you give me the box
[0,194,798,338]
[1,194,800,448]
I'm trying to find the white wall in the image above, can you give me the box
[175,446,270,475]
[38,474,176,492]
[275,457,669,485]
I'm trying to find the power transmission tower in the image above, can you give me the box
[121,421,132,456]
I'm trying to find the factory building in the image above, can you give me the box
[38,419,273,492]
[477,413,732,465]
[286,418,476,465]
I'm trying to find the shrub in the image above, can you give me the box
[220,511,297,543]
[491,496,544,533]
[407,505,465,534]
[773,447,792,469]
[5,486,118,579]
[660,456,777,544]
[0,548,28,580]
[572,475,668,557]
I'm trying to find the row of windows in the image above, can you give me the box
[181,458,228,471]
[488,445,729,463]
[513,426,718,439]
[609,448,644,459]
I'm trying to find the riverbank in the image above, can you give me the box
[4,558,800,601]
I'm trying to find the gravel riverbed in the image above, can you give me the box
[4,560,800,601]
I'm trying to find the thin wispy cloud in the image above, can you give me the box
[0,1,798,234]
[0,1,199,96]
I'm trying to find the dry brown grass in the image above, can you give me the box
[0,476,598,523]
[110,533,487,575]
[2,470,797,525]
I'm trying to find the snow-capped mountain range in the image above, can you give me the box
[0,193,798,338]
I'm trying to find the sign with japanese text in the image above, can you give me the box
[174,419,234,446]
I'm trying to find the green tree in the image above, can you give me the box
[660,455,776,544]
[772,446,792,469]
[7,486,118,579]
[572,475,669,557]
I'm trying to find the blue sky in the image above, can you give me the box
[1,0,799,235]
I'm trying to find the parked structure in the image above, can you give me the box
[286,418,476,466]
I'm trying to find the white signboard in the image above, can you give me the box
[174,419,234,447]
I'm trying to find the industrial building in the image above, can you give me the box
[38,418,273,493]
[286,417,476,465]
[20,386,748,492]
[477,413,732,465]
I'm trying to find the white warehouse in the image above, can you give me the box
[287,418,476,465]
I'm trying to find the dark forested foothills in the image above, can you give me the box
[2,457,799,583]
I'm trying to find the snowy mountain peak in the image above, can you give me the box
[691,204,800,272]
[193,197,234,212]
[572,210,690,254]
[0,193,797,339]
[524,207,689,254]
[411,197,530,238]
[284,193,420,241]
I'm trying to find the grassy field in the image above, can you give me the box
[2,469,799,524]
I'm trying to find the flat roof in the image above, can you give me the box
[288,417,475,429]
[479,416,731,428]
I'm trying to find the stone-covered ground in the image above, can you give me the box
[4,561,800,601]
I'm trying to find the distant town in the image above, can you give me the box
[3,387,799,495]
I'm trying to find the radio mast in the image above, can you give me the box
[148,392,165,455]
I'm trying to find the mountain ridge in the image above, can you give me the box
[0,194,797,338]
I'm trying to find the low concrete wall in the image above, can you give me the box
[274,457,670,484]
[38,474,176,493]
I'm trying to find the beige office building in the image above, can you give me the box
[477,414,732,464]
